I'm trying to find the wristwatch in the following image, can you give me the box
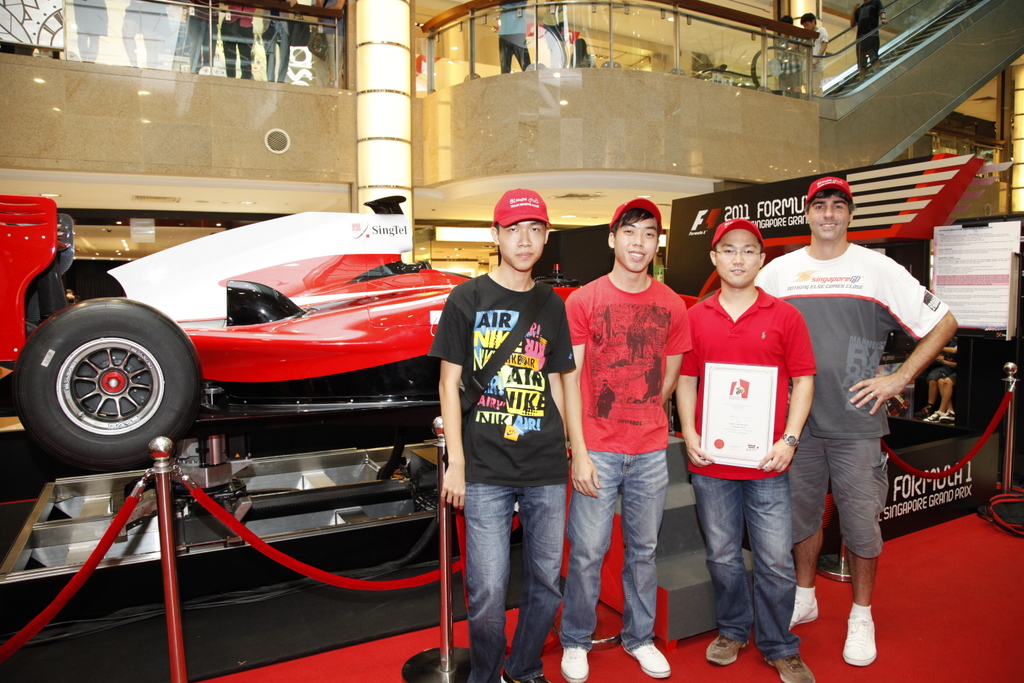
[781,434,799,447]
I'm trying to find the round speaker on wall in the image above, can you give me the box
[265,129,291,154]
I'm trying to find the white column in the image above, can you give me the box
[356,0,412,214]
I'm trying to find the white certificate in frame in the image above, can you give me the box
[701,362,778,468]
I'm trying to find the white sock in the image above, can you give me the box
[850,603,872,621]
[796,586,816,603]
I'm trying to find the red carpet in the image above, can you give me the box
[205,515,1022,682]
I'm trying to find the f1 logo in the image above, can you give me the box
[691,210,709,232]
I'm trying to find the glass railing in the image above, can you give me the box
[63,0,344,87]
[821,0,964,93]
[422,1,813,100]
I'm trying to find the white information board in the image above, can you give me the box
[933,221,1021,338]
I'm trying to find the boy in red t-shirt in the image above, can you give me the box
[560,199,691,683]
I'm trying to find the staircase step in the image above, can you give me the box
[654,548,753,643]
[656,481,704,557]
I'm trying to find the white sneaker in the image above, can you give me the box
[625,643,671,679]
[561,647,589,683]
[843,617,877,666]
[924,410,945,423]
[790,594,819,628]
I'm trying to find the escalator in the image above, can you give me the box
[817,0,1024,170]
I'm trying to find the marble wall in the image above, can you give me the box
[0,54,356,184]
[421,69,820,187]
[1,55,823,200]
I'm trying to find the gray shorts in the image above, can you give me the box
[791,431,889,558]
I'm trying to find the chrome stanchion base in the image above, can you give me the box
[589,607,624,649]
[553,602,623,650]
[816,553,852,583]
[402,646,472,683]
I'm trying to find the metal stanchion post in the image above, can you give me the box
[151,436,189,683]
[816,493,850,582]
[1002,362,1017,491]
[817,537,852,582]
[402,417,471,683]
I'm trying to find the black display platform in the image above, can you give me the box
[0,429,521,683]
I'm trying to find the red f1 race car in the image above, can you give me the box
[2,195,468,471]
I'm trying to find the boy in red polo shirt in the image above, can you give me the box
[676,219,816,683]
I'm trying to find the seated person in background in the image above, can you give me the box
[915,338,957,421]
[925,373,956,424]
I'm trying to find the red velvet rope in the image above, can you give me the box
[883,391,1013,480]
[187,483,463,590]
[0,493,141,664]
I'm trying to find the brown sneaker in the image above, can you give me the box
[766,654,815,683]
[705,635,746,666]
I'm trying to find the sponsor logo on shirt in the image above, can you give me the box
[793,270,862,285]
[787,270,866,293]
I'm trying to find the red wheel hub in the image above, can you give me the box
[100,370,127,394]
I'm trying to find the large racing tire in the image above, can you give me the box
[13,298,202,471]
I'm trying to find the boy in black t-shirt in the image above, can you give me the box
[429,189,575,683]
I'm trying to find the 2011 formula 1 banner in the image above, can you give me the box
[666,154,985,297]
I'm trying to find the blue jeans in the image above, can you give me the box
[464,481,566,683]
[690,472,800,661]
[185,15,211,74]
[561,450,668,652]
[499,35,531,73]
[263,20,291,82]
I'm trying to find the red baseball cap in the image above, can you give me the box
[711,218,764,248]
[806,176,853,204]
[610,198,662,233]
[493,189,549,227]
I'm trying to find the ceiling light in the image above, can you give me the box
[553,192,605,200]
[636,195,652,198]
[34,78,44,83]
[240,201,255,205]
[40,193,60,198]
[133,195,179,203]
[138,90,150,95]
